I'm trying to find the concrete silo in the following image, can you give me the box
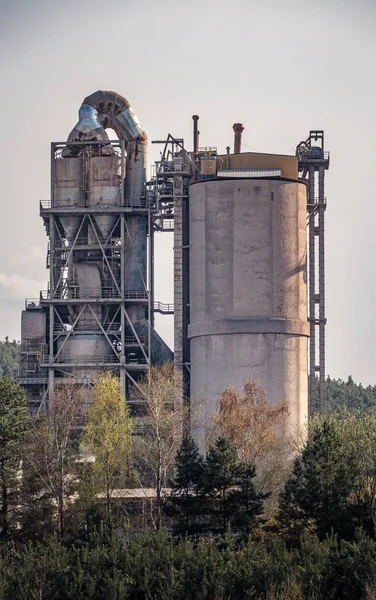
[188,176,309,439]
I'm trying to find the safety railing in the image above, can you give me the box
[124,290,149,300]
[20,339,47,352]
[19,365,48,378]
[53,237,121,248]
[41,197,155,211]
[54,323,120,334]
[28,293,161,311]
[307,196,327,208]
[297,151,330,162]
[198,146,217,154]
[39,289,149,301]
[125,336,146,345]
[53,326,145,347]
[42,355,148,366]
[125,357,148,365]
[47,354,120,365]
[52,139,124,159]
[123,197,156,210]
[154,301,174,314]
[25,298,40,309]
[157,164,192,175]
[154,218,174,231]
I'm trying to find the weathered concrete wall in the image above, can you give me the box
[189,179,308,443]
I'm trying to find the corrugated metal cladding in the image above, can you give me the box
[217,168,282,178]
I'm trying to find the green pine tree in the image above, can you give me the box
[227,462,267,535]
[278,418,359,541]
[168,435,205,532]
[0,376,29,540]
[204,437,239,531]
[0,338,20,380]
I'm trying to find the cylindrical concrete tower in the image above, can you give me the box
[188,178,308,441]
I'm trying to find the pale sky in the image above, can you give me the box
[0,0,375,384]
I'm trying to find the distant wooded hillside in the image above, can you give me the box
[0,337,20,380]
[325,376,376,413]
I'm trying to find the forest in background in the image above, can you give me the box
[0,338,19,380]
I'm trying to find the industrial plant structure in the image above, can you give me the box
[19,90,329,435]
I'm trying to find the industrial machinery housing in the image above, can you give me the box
[19,91,329,434]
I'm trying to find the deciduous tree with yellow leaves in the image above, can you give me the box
[134,362,185,529]
[82,373,132,525]
[208,378,290,515]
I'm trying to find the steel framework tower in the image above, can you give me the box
[296,131,330,414]
[20,92,173,415]
[20,140,154,413]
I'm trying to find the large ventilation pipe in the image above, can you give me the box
[232,123,244,154]
[192,115,199,160]
[67,90,148,203]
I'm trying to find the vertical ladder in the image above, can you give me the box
[297,131,329,414]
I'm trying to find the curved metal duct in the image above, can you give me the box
[67,90,148,202]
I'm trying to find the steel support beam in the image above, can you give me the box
[308,166,317,414]
[318,165,326,413]
[120,214,126,397]
[48,213,55,408]
[297,131,329,416]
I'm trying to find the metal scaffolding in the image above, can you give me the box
[20,140,157,414]
[150,135,196,400]
[296,131,330,414]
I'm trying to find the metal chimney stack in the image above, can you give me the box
[233,123,244,154]
[192,115,199,160]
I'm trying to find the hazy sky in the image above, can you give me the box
[0,0,375,384]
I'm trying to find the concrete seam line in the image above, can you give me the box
[188,318,310,339]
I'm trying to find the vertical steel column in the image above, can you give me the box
[148,208,154,329]
[308,166,316,414]
[120,142,126,397]
[182,194,190,400]
[174,195,183,371]
[174,179,183,405]
[147,204,152,378]
[298,131,329,417]
[48,220,55,407]
[318,165,326,413]
[120,213,126,398]
[48,143,55,408]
